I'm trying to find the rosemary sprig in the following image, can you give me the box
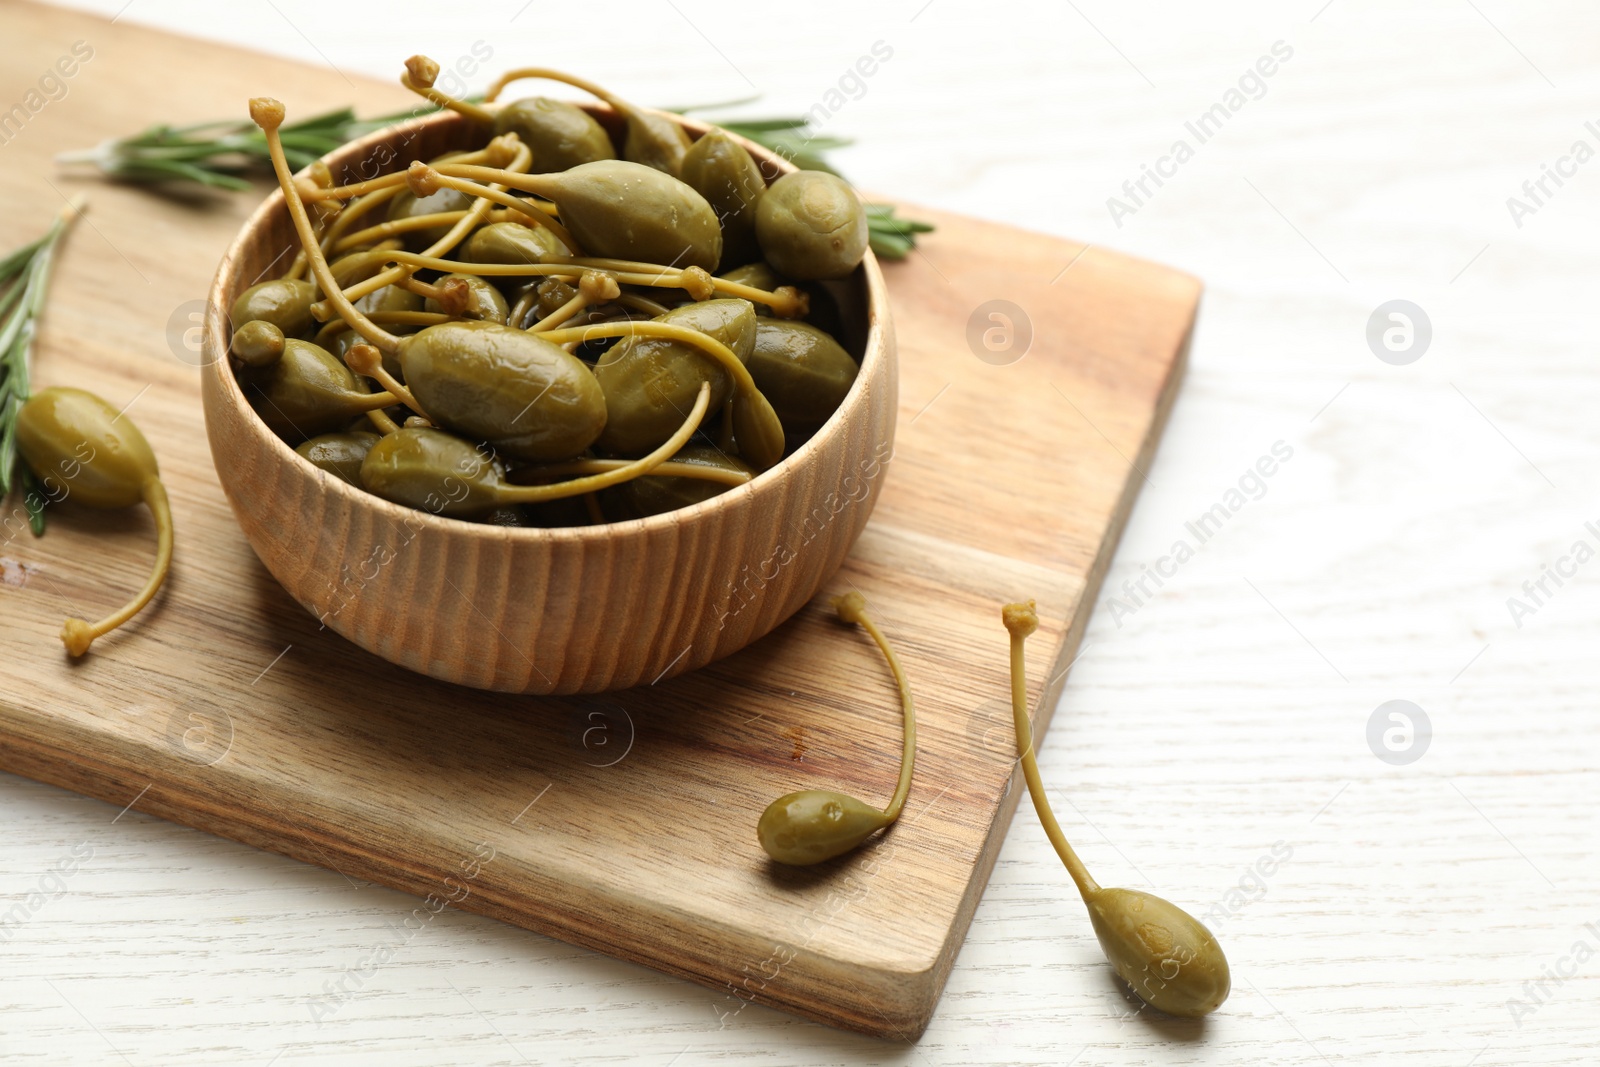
[60,92,933,259]
[1,197,86,536]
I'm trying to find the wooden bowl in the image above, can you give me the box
[200,107,896,695]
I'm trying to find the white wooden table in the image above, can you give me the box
[6,1,1597,1062]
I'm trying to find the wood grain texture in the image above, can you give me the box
[0,0,1193,1043]
[8,1,1600,1064]
[201,108,897,695]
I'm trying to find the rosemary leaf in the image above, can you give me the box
[1,198,84,520]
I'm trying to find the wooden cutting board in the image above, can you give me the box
[0,0,1197,1039]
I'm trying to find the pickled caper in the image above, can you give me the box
[756,170,869,280]
[1003,601,1231,1018]
[759,592,917,865]
[15,387,173,657]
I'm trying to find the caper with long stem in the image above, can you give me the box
[16,388,173,657]
[758,592,917,865]
[480,64,692,175]
[1003,600,1231,1018]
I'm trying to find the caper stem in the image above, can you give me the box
[312,311,455,350]
[512,456,752,487]
[313,247,796,315]
[612,292,671,317]
[400,57,497,126]
[498,382,712,504]
[527,271,619,332]
[835,593,918,822]
[320,139,532,315]
[412,165,579,254]
[60,479,173,657]
[365,407,402,435]
[329,210,473,253]
[318,184,407,254]
[544,254,805,316]
[293,168,414,202]
[345,344,426,419]
[1005,602,1100,899]
[293,139,512,202]
[482,66,632,114]
[252,98,404,353]
[527,289,590,332]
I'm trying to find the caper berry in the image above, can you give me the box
[745,319,858,437]
[15,387,173,657]
[295,431,381,486]
[682,129,765,271]
[230,277,315,337]
[1003,601,1231,1018]
[593,298,756,455]
[491,96,616,173]
[755,171,869,280]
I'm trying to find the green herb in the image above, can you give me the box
[63,91,935,261]
[1,197,85,535]
[55,103,461,192]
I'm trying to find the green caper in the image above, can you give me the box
[1003,601,1231,1018]
[398,320,606,461]
[593,298,755,455]
[248,338,395,439]
[755,170,869,280]
[1086,888,1232,1019]
[491,96,617,173]
[622,108,692,176]
[231,319,285,369]
[462,220,569,267]
[613,443,753,517]
[423,273,509,323]
[746,320,858,437]
[230,277,315,336]
[295,431,381,486]
[355,284,426,317]
[758,790,890,866]
[15,387,173,657]
[758,592,917,865]
[682,129,766,271]
[360,427,508,517]
[530,160,722,272]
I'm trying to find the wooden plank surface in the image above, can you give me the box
[0,0,1194,1041]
